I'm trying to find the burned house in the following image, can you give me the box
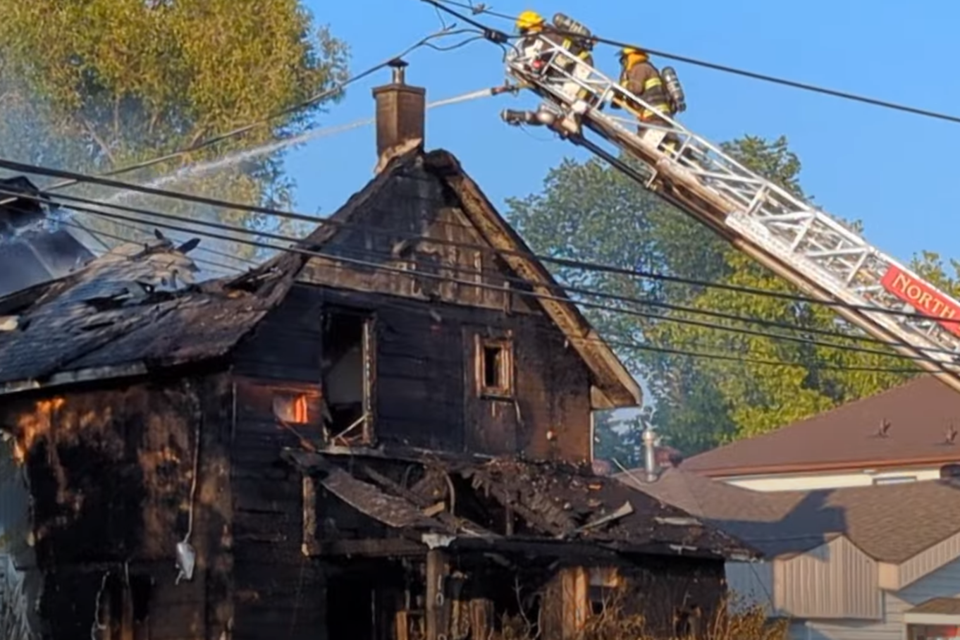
[0,65,753,640]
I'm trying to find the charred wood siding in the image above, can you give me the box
[229,378,325,639]
[232,283,324,382]
[316,288,593,460]
[299,164,540,316]
[3,376,233,640]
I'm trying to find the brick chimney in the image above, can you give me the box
[372,59,425,172]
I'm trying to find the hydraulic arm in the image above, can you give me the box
[501,35,960,392]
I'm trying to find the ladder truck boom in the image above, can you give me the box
[501,36,960,393]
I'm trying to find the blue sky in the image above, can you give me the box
[289,0,960,268]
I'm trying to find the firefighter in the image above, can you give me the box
[515,10,561,61]
[514,10,595,103]
[615,46,679,153]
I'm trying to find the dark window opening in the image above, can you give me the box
[322,310,375,445]
[477,337,513,398]
[483,346,503,388]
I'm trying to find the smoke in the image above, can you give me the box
[0,72,290,288]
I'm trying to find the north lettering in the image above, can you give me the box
[881,265,960,336]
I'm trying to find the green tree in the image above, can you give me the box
[508,136,953,454]
[0,0,348,267]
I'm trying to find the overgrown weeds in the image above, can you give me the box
[489,591,788,640]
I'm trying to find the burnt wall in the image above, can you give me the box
[3,375,234,640]
[246,286,594,461]
[229,378,325,640]
[232,283,324,382]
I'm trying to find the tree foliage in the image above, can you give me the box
[0,0,349,268]
[507,136,958,455]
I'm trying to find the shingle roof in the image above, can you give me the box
[681,376,960,476]
[622,468,960,562]
[907,598,960,615]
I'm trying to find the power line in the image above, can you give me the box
[3,26,476,204]
[5,201,919,376]
[0,151,951,329]
[2,185,949,367]
[424,0,960,126]
[60,221,244,276]
[37,188,936,353]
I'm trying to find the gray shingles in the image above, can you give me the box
[624,467,960,562]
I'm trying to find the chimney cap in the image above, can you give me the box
[387,58,409,69]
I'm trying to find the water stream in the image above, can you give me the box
[104,88,495,205]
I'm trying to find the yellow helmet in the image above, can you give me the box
[516,10,545,32]
[619,46,648,62]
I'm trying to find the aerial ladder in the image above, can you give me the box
[499,31,960,394]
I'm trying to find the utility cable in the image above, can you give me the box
[0,151,952,329]
[2,185,950,367]
[60,221,243,276]
[0,26,474,205]
[35,188,937,353]
[5,204,919,376]
[424,0,960,126]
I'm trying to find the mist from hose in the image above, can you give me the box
[104,87,497,206]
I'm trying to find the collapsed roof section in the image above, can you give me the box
[286,451,758,561]
[0,234,296,395]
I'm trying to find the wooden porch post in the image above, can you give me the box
[425,550,451,640]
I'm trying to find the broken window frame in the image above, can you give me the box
[475,335,514,398]
[320,307,377,447]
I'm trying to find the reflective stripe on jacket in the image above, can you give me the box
[621,61,673,119]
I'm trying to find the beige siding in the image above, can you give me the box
[799,556,960,640]
[777,537,880,620]
[723,466,942,493]
[898,531,960,588]
[726,561,774,611]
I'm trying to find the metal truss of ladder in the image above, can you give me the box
[502,36,960,387]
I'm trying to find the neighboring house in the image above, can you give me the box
[0,64,753,640]
[681,376,960,491]
[626,466,960,640]
[0,175,94,296]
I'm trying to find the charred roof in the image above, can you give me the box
[0,233,296,394]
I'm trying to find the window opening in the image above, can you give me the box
[477,337,513,397]
[322,310,374,445]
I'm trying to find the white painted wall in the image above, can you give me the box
[792,556,960,640]
[720,466,942,493]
